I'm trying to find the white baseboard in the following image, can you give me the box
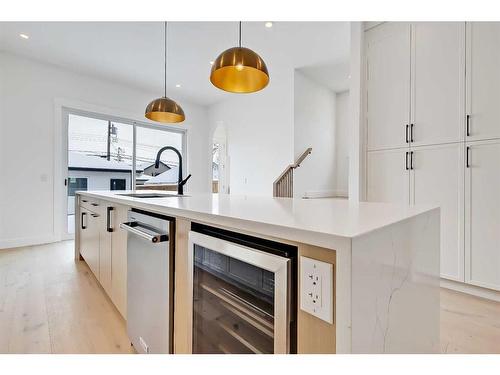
[0,235,58,250]
[441,278,500,302]
[303,190,348,199]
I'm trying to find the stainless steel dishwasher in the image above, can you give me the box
[120,209,175,354]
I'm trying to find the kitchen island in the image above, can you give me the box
[75,190,440,354]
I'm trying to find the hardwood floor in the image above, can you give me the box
[1,240,499,354]
[0,240,132,353]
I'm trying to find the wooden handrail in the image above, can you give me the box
[273,148,312,197]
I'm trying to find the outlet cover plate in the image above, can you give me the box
[300,256,333,324]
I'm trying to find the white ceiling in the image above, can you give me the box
[0,22,350,106]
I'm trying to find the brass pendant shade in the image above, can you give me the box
[145,96,185,123]
[210,47,269,93]
[145,21,185,124]
[210,22,269,93]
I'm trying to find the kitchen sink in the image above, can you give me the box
[118,193,188,198]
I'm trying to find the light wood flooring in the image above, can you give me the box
[1,240,499,354]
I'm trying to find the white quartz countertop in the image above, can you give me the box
[77,190,438,249]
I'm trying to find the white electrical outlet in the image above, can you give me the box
[300,256,333,324]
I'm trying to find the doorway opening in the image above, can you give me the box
[212,124,228,194]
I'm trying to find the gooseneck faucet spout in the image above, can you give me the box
[154,146,191,195]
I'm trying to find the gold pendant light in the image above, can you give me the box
[210,22,269,93]
[145,22,185,123]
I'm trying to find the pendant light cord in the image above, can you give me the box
[238,21,242,48]
[164,21,167,98]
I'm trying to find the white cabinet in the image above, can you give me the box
[366,148,409,205]
[366,23,411,151]
[81,208,100,279]
[78,200,128,319]
[410,143,464,281]
[365,21,500,293]
[466,22,500,141]
[99,206,113,296]
[111,204,128,318]
[465,140,500,291]
[412,22,465,146]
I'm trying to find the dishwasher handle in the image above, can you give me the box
[120,222,169,243]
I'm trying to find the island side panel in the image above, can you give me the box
[297,244,336,353]
[173,217,192,354]
[350,209,440,353]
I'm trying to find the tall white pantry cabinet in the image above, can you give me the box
[365,22,500,292]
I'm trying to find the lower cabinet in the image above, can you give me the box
[366,143,464,281]
[99,208,113,296]
[411,143,464,281]
[111,204,128,318]
[465,139,500,291]
[366,148,410,205]
[78,198,128,319]
[80,207,101,278]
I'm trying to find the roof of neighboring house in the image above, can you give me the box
[144,166,179,185]
[68,151,143,172]
[136,173,152,182]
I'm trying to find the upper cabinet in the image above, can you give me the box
[365,23,411,151]
[466,22,500,141]
[412,22,465,146]
[365,22,465,151]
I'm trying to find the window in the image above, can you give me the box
[135,125,184,187]
[110,178,126,190]
[68,177,88,196]
[65,110,186,235]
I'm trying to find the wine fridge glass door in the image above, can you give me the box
[188,231,290,354]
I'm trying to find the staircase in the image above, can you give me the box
[273,148,312,198]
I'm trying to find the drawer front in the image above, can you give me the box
[79,196,103,215]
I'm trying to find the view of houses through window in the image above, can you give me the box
[67,112,185,234]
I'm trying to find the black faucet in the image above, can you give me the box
[154,146,191,195]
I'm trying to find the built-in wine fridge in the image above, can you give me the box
[188,223,297,354]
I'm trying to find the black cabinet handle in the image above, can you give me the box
[410,151,414,170]
[410,124,414,143]
[91,202,99,207]
[405,151,409,170]
[81,212,87,229]
[466,146,470,168]
[405,124,409,143]
[466,114,470,137]
[107,207,114,232]
[82,199,88,203]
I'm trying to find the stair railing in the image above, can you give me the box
[273,148,312,198]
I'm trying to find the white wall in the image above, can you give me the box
[335,91,350,197]
[208,67,294,196]
[293,71,337,198]
[0,52,210,248]
[348,22,364,201]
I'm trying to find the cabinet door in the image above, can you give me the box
[366,23,411,151]
[79,207,90,261]
[412,22,465,146]
[366,148,410,205]
[85,212,100,279]
[466,22,500,141]
[99,207,113,296]
[411,143,464,281]
[111,204,129,318]
[465,140,500,291]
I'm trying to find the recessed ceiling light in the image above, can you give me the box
[210,61,214,65]
[175,84,181,88]
[19,33,29,39]
[265,22,273,28]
